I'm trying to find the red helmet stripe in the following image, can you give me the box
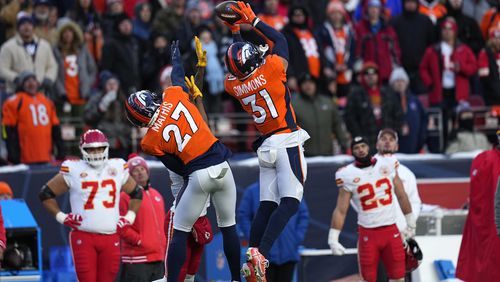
[125,99,151,124]
[228,45,246,78]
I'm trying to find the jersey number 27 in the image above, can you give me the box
[162,102,198,152]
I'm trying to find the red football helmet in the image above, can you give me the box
[79,129,109,167]
[405,238,423,273]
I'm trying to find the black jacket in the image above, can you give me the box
[480,47,500,105]
[391,7,436,72]
[344,85,403,152]
[101,33,141,94]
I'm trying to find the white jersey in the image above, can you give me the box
[375,154,422,231]
[60,159,129,234]
[336,156,399,228]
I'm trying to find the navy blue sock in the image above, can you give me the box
[259,197,300,258]
[167,229,189,282]
[249,201,278,247]
[220,225,242,281]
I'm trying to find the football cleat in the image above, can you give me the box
[246,247,269,282]
[241,261,257,282]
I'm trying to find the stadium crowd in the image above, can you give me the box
[0,0,498,163]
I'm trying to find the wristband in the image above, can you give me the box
[56,211,67,224]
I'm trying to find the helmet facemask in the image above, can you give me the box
[81,144,109,168]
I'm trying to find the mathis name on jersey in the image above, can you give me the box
[151,102,173,133]
[232,74,267,96]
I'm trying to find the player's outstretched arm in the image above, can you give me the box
[232,1,289,69]
[194,36,206,92]
[170,40,189,93]
[185,76,209,125]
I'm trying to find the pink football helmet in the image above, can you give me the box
[79,129,109,167]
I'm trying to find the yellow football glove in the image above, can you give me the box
[184,75,203,99]
[194,36,207,68]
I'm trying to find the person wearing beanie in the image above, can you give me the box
[101,12,141,94]
[315,0,356,98]
[83,70,132,159]
[420,16,477,152]
[345,62,403,153]
[32,0,57,45]
[292,73,349,156]
[0,182,13,200]
[0,10,57,95]
[438,0,484,55]
[391,0,436,94]
[2,70,64,164]
[328,135,415,281]
[354,0,401,84]
[445,102,491,154]
[389,67,428,153]
[119,154,166,281]
[478,27,500,106]
[282,4,323,92]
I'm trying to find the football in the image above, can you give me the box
[215,1,241,25]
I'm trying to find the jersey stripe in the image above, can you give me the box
[60,166,69,173]
[283,84,297,130]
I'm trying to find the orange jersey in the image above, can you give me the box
[64,54,84,105]
[258,14,287,31]
[419,3,447,23]
[224,55,298,136]
[2,92,59,163]
[480,9,500,39]
[141,86,217,164]
[292,28,321,78]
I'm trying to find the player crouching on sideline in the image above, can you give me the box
[124,40,241,282]
[39,129,142,282]
[119,154,166,281]
[328,136,416,282]
[222,2,310,281]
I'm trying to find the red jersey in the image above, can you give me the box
[224,55,298,136]
[141,86,217,164]
[2,92,59,163]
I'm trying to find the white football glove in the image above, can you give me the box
[328,228,346,256]
[403,213,417,239]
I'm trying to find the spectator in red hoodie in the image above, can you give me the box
[119,154,166,282]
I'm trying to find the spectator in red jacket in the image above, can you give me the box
[354,0,401,84]
[420,17,477,151]
[119,154,166,282]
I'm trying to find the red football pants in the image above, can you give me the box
[165,210,205,281]
[69,230,121,282]
[358,224,405,282]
